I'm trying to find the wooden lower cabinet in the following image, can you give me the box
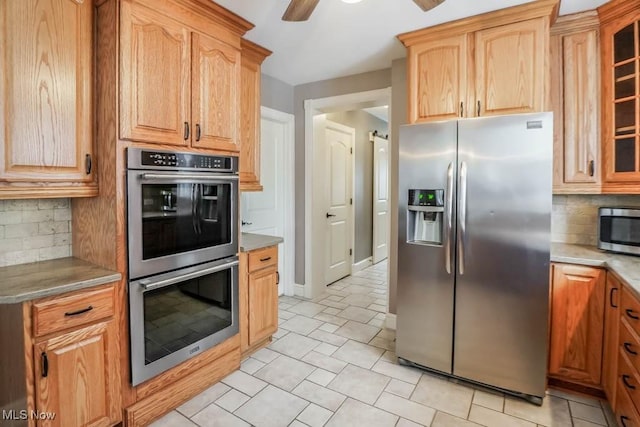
[33,320,120,427]
[240,245,279,356]
[24,283,121,427]
[549,263,606,388]
[604,273,622,408]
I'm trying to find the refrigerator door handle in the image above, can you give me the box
[458,161,468,275]
[445,162,454,274]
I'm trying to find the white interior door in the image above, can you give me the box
[372,135,390,263]
[324,120,354,285]
[242,112,287,295]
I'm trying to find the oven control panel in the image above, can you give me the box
[139,150,233,171]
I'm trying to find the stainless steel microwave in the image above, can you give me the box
[598,207,640,256]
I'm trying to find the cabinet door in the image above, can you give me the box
[408,34,469,123]
[0,0,94,183]
[192,33,240,152]
[562,30,601,185]
[34,320,121,426]
[239,56,261,190]
[601,16,640,184]
[475,18,547,117]
[247,268,278,346]
[120,2,191,146]
[603,275,621,407]
[549,264,606,386]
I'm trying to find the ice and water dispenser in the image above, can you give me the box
[407,189,445,245]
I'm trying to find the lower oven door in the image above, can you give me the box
[129,256,239,386]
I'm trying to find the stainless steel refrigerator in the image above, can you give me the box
[396,112,552,404]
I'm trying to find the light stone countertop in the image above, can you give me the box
[0,257,121,304]
[551,242,640,295]
[240,232,283,252]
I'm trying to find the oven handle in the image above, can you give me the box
[139,173,239,182]
[139,260,239,291]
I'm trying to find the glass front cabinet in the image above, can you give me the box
[600,0,640,191]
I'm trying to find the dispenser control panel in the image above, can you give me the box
[408,189,444,207]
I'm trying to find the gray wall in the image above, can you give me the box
[388,58,407,315]
[261,74,294,115]
[326,110,389,264]
[294,68,392,284]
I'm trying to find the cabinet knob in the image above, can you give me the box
[184,122,190,141]
[460,102,464,117]
[85,154,92,175]
[477,100,481,116]
[624,342,638,355]
[610,287,619,308]
[41,352,49,378]
[589,160,595,177]
[196,124,202,142]
[276,271,280,285]
[627,309,639,320]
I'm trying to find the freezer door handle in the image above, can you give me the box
[445,162,454,274]
[458,161,468,275]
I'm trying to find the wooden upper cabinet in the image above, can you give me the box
[0,0,96,199]
[192,33,240,152]
[475,18,547,116]
[120,1,243,153]
[240,39,271,192]
[120,2,191,146]
[549,263,606,387]
[598,0,640,192]
[398,0,558,124]
[408,34,468,122]
[550,12,601,194]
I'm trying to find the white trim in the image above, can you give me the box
[304,88,392,300]
[352,257,373,273]
[294,284,306,298]
[260,106,296,297]
[385,313,396,330]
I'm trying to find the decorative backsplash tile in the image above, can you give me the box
[552,194,640,245]
[0,199,72,267]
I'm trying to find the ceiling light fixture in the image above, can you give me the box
[341,0,364,3]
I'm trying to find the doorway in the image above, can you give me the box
[304,88,391,300]
[241,106,295,296]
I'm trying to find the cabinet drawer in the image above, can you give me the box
[619,348,640,412]
[618,378,640,427]
[248,246,277,273]
[623,287,640,337]
[32,285,116,337]
[621,319,640,374]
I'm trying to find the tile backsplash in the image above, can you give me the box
[552,194,640,245]
[0,199,72,267]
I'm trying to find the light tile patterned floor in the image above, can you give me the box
[151,261,615,427]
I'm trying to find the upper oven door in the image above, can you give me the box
[127,170,238,279]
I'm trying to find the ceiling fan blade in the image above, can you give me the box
[412,0,445,12]
[282,0,320,22]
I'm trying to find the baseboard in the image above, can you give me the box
[352,257,373,273]
[385,313,396,330]
[294,283,305,297]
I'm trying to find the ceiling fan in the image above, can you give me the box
[282,0,446,22]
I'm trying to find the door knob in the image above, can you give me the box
[242,220,252,226]
[326,213,336,218]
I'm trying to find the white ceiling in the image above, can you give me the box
[363,106,389,123]
[213,0,609,86]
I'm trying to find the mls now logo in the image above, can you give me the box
[2,410,56,421]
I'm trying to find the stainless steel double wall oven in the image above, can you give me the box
[126,148,239,386]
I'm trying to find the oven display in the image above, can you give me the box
[141,150,231,170]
